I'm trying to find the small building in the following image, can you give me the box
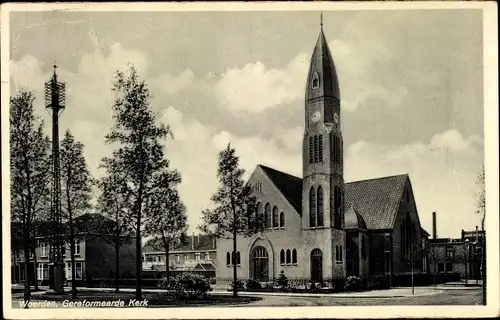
[427,212,485,281]
[11,213,136,287]
[142,233,216,279]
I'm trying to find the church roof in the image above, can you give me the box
[344,205,367,230]
[344,174,408,230]
[259,165,303,214]
[256,165,409,231]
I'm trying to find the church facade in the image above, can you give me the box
[216,25,427,286]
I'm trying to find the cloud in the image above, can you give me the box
[212,53,309,114]
[345,130,484,237]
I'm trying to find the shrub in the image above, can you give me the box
[158,273,212,299]
[230,279,245,290]
[245,278,262,290]
[277,271,289,290]
[344,276,362,292]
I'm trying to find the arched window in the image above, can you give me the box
[272,206,279,228]
[335,246,343,263]
[236,251,241,265]
[312,72,320,89]
[292,249,297,265]
[226,252,231,266]
[231,251,235,266]
[280,249,285,265]
[286,249,291,265]
[309,187,316,228]
[334,186,342,228]
[279,212,285,228]
[317,186,324,227]
[264,203,271,229]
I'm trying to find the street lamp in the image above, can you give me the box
[464,239,469,286]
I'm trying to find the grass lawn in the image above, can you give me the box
[28,291,262,307]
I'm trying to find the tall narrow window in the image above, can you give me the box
[264,203,271,229]
[231,251,235,265]
[313,136,319,163]
[226,252,231,266]
[280,249,285,265]
[40,242,47,257]
[334,186,342,228]
[318,135,323,162]
[257,202,263,231]
[292,249,298,265]
[317,186,324,227]
[74,239,81,256]
[236,251,241,265]
[272,206,279,228]
[279,212,285,228]
[286,249,291,265]
[309,136,314,163]
[309,187,316,228]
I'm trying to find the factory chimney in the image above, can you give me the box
[432,212,437,239]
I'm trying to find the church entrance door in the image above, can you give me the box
[310,249,323,283]
[250,246,269,282]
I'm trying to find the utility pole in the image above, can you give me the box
[45,64,66,293]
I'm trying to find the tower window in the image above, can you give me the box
[312,72,320,89]
[334,186,342,228]
[309,136,314,164]
[332,136,341,164]
[317,186,324,227]
[318,135,323,162]
[309,187,316,228]
[313,136,319,163]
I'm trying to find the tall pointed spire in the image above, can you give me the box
[305,16,340,102]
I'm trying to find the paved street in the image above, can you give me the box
[11,285,482,308]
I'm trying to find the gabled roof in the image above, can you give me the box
[344,205,367,230]
[255,165,409,231]
[259,165,303,214]
[345,174,408,230]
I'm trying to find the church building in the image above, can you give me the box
[216,22,427,287]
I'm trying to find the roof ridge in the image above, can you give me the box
[257,164,301,180]
[346,173,408,185]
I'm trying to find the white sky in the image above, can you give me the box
[9,9,485,238]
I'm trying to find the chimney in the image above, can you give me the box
[475,226,479,242]
[461,229,465,240]
[191,233,194,250]
[432,212,437,239]
[197,234,200,244]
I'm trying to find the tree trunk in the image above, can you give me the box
[23,237,31,305]
[115,238,120,293]
[165,244,170,283]
[481,217,486,305]
[135,218,142,300]
[32,246,39,291]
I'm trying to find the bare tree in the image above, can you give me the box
[474,166,485,305]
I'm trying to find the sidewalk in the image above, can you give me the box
[15,285,441,299]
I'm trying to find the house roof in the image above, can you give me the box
[143,234,216,253]
[255,165,409,231]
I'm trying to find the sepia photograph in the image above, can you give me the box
[1,1,498,319]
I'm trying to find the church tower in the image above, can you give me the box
[302,18,345,233]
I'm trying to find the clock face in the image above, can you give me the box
[311,111,321,123]
[333,113,339,124]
